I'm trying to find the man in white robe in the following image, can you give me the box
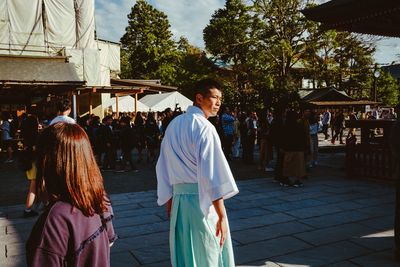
[156,78,239,267]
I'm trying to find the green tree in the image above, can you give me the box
[120,0,178,84]
[175,36,219,99]
[253,0,313,92]
[203,0,256,108]
[377,70,399,106]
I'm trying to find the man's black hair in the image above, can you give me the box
[56,98,71,113]
[192,78,222,101]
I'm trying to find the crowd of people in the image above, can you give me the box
[0,102,398,184]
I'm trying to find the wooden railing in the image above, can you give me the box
[346,143,393,181]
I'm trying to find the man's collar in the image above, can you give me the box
[187,105,205,116]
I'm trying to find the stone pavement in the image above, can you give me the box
[1,165,398,267]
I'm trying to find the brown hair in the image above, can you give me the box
[37,122,108,216]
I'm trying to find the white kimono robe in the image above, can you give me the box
[156,105,239,217]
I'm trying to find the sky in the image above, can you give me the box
[95,0,400,65]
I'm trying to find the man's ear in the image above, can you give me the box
[195,93,203,105]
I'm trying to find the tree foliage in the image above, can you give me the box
[120,0,178,84]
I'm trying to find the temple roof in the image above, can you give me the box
[302,0,400,37]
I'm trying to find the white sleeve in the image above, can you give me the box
[197,126,239,217]
[156,138,173,206]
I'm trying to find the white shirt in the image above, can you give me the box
[50,115,76,125]
[156,105,239,217]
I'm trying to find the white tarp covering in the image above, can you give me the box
[66,48,101,86]
[7,0,45,55]
[97,40,121,72]
[75,0,96,49]
[66,48,83,80]
[97,40,121,86]
[0,0,9,52]
[83,48,101,86]
[43,0,76,48]
[139,92,192,112]
[0,0,118,87]
[105,96,150,112]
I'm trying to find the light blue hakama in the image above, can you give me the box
[170,184,235,267]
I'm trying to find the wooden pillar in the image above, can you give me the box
[134,93,138,113]
[89,92,93,114]
[76,92,80,117]
[115,95,119,115]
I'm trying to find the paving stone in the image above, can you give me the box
[141,261,171,267]
[358,215,395,231]
[232,221,313,245]
[294,223,375,246]
[113,214,162,228]
[119,232,169,250]
[272,241,371,267]
[237,260,281,267]
[230,213,295,232]
[357,204,395,217]
[115,206,163,217]
[235,236,311,265]
[320,192,371,204]
[110,251,141,267]
[350,229,394,251]
[116,221,169,238]
[132,244,170,264]
[284,204,343,219]
[225,201,265,211]
[300,210,371,228]
[236,191,290,202]
[0,254,26,267]
[110,239,138,254]
[5,242,25,257]
[138,201,160,208]
[228,208,272,220]
[354,196,395,206]
[265,199,327,213]
[350,250,400,267]
[5,223,34,235]
[329,201,364,211]
[0,231,29,246]
[112,202,141,212]
[278,191,333,202]
[324,261,360,267]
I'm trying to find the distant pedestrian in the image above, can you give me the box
[49,98,75,125]
[282,110,307,187]
[321,109,331,140]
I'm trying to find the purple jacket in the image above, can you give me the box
[26,201,117,267]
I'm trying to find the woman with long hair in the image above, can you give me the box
[26,122,116,267]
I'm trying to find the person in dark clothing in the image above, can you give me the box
[144,112,160,163]
[332,111,345,144]
[118,117,138,172]
[390,105,400,261]
[243,112,257,164]
[96,116,116,170]
[162,108,174,135]
[134,112,145,163]
[26,123,116,267]
[269,110,287,185]
[20,114,40,217]
[281,110,308,187]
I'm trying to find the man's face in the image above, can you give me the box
[196,88,222,118]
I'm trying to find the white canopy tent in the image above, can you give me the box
[139,91,193,112]
[105,96,150,113]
